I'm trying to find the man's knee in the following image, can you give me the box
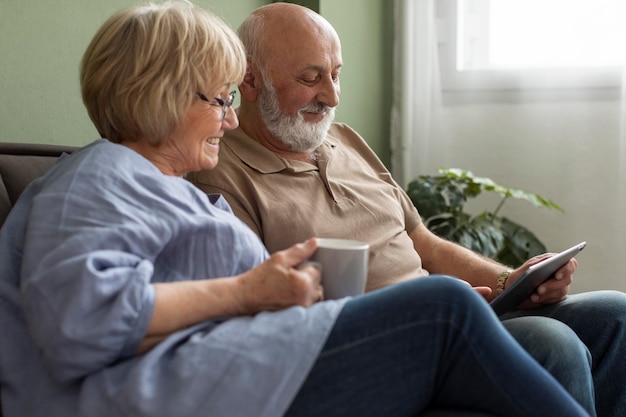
[502,316,596,414]
[502,316,592,371]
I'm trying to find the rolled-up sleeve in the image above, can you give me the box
[19,167,160,384]
[22,240,156,383]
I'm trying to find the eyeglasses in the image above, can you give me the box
[196,90,237,120]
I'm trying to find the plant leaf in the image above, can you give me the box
[496,217,547,267]
[407,168,561,264]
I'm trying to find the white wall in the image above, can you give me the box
[425,96,626,294]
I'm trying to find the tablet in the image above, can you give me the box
[490,241,587,316]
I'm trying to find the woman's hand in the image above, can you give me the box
[236,238,323,314]
[140,238,322,353]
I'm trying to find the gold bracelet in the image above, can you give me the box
[496,270,512,294]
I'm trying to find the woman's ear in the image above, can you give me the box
[239,61,260,101]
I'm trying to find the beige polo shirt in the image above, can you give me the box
[187,122,429,291]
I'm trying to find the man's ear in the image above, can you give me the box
[239,61,260,101]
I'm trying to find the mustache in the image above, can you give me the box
[299,102,333,114]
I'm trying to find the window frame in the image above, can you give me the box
[437,0,623,102]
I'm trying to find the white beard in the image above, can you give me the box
[258,78,335,153]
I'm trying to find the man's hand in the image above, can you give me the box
[473,286,492,299]
[457,279,492,299]
[509,254,578,309]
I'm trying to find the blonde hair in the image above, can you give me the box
[80,1,246,145]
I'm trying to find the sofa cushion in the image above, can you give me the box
[0,143,78,227]
[0,177,10,229]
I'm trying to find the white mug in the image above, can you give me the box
[309,238,369,300]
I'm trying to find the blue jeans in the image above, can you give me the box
[285,276,588,417]
[502,290,626,417]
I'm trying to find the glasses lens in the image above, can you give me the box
[227,90,236,105]
[221,90,237,120]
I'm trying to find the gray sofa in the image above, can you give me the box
[0,142,495,417]
[0,143,78,226]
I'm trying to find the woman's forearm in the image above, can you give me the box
[141,277,246,349]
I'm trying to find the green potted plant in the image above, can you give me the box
[405,168,563,267]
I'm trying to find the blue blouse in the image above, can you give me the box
[0,139,346,417]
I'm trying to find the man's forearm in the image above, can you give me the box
[410,224,510,297]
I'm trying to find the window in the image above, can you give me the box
[438,0,626,97]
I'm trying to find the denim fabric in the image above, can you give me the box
[502,291,626,417]
[501,316,595,415]
[285,276,589,417]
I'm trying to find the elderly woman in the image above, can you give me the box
[0,2,589,417]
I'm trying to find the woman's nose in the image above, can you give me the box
[221,106,239,130]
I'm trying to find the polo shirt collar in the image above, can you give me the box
[224,126,337,174]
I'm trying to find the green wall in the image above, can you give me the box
[0,0,391,166]
[321,0,392,165]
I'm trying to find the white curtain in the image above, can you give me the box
[390,0,444,187]
[621,67,626,180]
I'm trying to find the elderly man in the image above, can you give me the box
[188,3,626,416]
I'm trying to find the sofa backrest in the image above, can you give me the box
[0,143,78,228]
[0,142,78,417]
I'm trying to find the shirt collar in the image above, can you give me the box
[223,126,337,174]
